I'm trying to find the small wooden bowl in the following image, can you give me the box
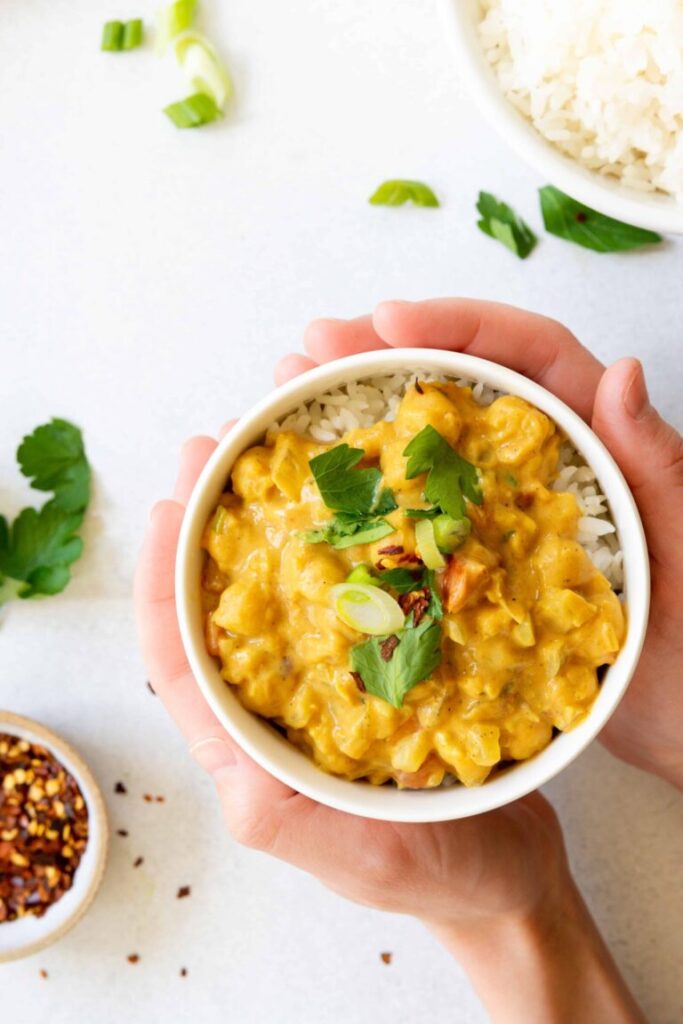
[0,711,109,963]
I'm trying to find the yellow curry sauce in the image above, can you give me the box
[201,383,625,788]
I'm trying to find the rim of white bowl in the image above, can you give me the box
[0,712,109,962]
[176,349,650,823]
[437,0,683,236]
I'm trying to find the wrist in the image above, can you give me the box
[425,871,646,1024]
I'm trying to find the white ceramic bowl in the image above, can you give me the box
[438,0,683,235]
[176,350,650,822]
[0,712,109,962]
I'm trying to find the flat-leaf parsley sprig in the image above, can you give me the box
[0,419,91,607]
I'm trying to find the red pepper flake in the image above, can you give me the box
[0,733,90,923]
[146,681,156,696]
[415,380,424,395]
[143,794,153,802]
[114,781,127,795]
[39,969,48,979]
[398,589,430,627]
[133,856,144,868]
[576,211,587,223]
[155,795,165,803]
[350,671,366,693]
[127,954,140,964]
[515,492,534,510]
[380,952,392,965]
[180,967,188,977]
[177,885,191,899]
[379,635,399,661]
[377,545,404,556]
[116,829,128,837]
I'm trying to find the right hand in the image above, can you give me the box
[276,298,683,790]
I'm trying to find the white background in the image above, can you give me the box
[2,1,682,1021]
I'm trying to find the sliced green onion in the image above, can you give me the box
[415,519,445,570]
[330,583,405,636]
[101,21,124,51]
[163,92,221,128]
[433,514,470,553]
[122,19,144,49]
[158,0,196,52]
[173,30,232,109]
[346,564,380,588]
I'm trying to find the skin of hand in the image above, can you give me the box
[134,298,662,1023]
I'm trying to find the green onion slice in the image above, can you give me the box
[158,0,196,51]
[346,564,381,588]
[330,583,405,636]
[101,21,124,51]
[163,92,221,128]
[122,19,144,49]
[415,519,446,570]
[173,30,232,109]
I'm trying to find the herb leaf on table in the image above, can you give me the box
[369,180,440,208]
[539,185,662,253]
[476,192,537,259]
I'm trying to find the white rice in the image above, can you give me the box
[476,0,683,201]
[270,372,623,591]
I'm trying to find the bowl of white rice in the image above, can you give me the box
[439,0,683,235]
[176,349,650,822]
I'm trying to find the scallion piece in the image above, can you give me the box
[174,31,232,110]
[163,92,221,128]
[101,21,124,51]
[158,0,196,51]
[122,19,144,49]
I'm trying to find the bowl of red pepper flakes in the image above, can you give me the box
[0,711,108,962]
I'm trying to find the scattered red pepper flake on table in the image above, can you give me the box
[39,969,48,979]
[380,952,392,965]
[116,829,128,837]
[133,856,144,868]
[180,967,188,977]
[0,733,89,923]
[127,954,140,964]
[114,781,127,794]
[176,885,191,899]
[155,795,165,803]
[146,681,156,696]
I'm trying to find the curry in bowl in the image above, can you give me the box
[200,376,624,789]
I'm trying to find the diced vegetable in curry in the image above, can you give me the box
[201,382,625,789]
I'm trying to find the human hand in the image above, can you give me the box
[135,432,565,929]
[276,299,683,791]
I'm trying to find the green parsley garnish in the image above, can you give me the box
[539,186,662,253]
[369,180,440,208]
[0,419,91,607]
[403,426,481,520]
[305,445,397,550]
[350,616,442,708]
[476,192,537,259]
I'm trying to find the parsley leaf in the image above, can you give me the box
[0,419,91,607]
[404,506,441,520]
[350,616,442,708]
[18,418,91,513]
[309,444,391,515]
[539,185,662,253]
[369,180,440,208]
[304,516,395,550]
[306,445,397,550]
[477,192,537,259]
[403,426,482,520]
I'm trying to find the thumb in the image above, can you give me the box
[592,358,683,564]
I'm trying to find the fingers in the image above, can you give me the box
[173,436,218,504]
[274,354,318,386]
[303,315,389,363]
[373,299,605,422]
[592,359,683,566]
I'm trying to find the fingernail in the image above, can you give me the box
[190,736,238,775]
[623,362,651,421]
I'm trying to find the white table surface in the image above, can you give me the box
[2,1,682,1021]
